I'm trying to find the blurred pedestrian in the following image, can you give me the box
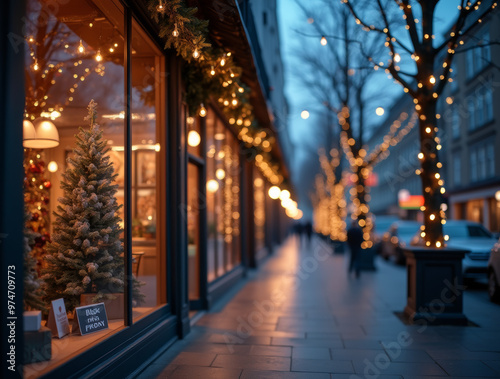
[346,220,363,277]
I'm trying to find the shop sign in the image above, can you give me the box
[73,303,109,336]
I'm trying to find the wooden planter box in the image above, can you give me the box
[403,246,468,325]
[80,293,124,320]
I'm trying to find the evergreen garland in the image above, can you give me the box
[43,100,144,311]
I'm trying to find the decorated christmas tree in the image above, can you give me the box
[24,208,46,311]
[24,149,52,272]
[43,100,143,311]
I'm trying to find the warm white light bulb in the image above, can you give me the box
[394,53,401,62]
[301,110,309,119]
[193,49,200,59]
[95,49,102,62]
[376,107,385,116]
[216,168,226,180]
[210,66,215,75]
[78,40,85,54]
[156,0,165,13]
[268,186,281,200]
[220,58,226,66]
[207,179,219,193]
[47,161,58,173]
[199,104,207,117]
[172,23,179,37]
[320,36,327,46]
[187,130,201,147]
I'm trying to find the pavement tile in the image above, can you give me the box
[437,360,500,377]
[291,358,354,374]
[352,360,447,376]
[208,333,271,346]
[292,347,331,360]
[333,375,402,379]
[248,345,292,357]
[330,348,388,362]
[170,352,216,366]
[241,370,330,379]
[343,339,383,349]
[272,337,343,348]
[383,348,434,362]
[164,365,242,379]
[482,360,500,374]
[211,354,291,371]
[426,349,500,361]
[183,343,251,355]
[306,332,341,340]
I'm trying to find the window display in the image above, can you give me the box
[22,0,166,375]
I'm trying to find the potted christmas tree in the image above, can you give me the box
[43,100,143,319]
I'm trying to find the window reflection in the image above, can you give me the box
[206,109,241,281]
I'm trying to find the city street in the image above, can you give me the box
[136,236,500,379]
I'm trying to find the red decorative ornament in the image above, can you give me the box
[43,181,51,189]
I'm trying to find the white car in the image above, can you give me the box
[411,220,497,279]
[488,238,500,303]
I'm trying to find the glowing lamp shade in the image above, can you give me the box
[187,130,201,147]
[207,179,219,193]
[23,120,37,147]
[268,186,281,200]
[24,120,60,148]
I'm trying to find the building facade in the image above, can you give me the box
[0,0,291,378]
[440,9,500,233]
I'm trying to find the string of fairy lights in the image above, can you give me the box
[336,0,498,248]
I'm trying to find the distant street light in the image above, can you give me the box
[301,110,310,119]
[375,107,385,116]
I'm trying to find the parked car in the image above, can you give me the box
[372,215,399,253]
[411,220,497,280]
[380,221,421,265]
[488,238,500,303]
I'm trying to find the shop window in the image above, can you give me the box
[187,162,201,300]
[22,0,166,374]
[130,18,166,321]
[253,169,266,258]
[206,108,241,282]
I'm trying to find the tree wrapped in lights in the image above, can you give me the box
[312,149,347,241]
[292,0,417,248]
[343,0,498,247]
[43,100,144,311]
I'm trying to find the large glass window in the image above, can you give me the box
[253,168,266,259]
[206,108,241,282]
[130,19,166,320]
[22,0,165,374]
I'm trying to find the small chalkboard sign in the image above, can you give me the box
[73,303,109,336]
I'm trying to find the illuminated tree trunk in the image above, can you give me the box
[418,98,444,246]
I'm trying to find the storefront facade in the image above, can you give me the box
[1,0,291,378]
